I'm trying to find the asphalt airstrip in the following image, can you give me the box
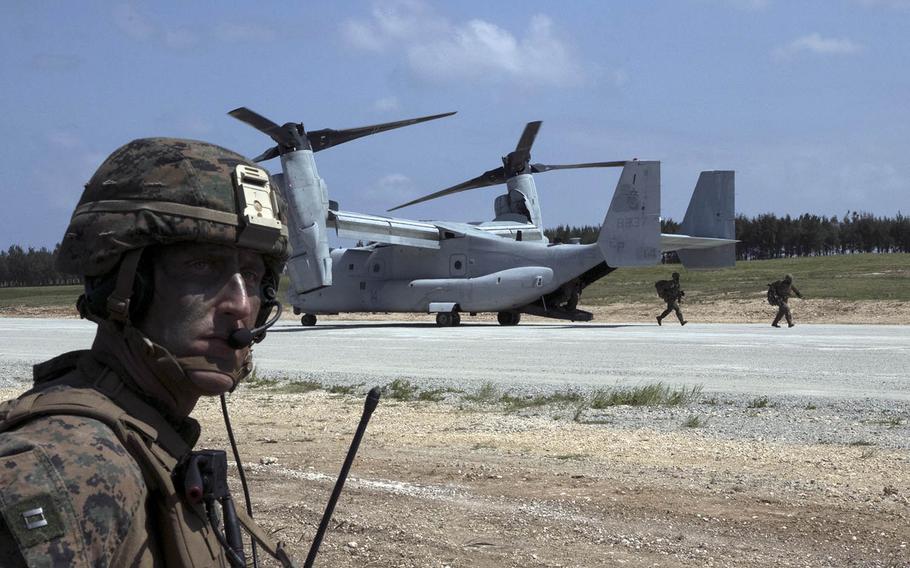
[0,318,906,401]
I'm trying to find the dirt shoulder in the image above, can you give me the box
[177,391,908,568]
[1,381,907,567]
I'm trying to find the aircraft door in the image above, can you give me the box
[449,254,467,277]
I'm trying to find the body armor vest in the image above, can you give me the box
[0,351,295,567]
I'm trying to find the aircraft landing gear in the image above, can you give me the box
[497,311,521,326]
[301,313,317,326]
[435,312,461,326]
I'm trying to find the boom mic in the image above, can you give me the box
[227,299,284,349]
[227,328,254,349]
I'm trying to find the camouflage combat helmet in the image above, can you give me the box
[672,272,680,280]
[58,138,289,323]
[784,274,793,282]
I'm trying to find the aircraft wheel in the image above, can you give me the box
[497,311,521,326]
[452,312,461,326]
[436,312,453,326]
[301,314,317,326]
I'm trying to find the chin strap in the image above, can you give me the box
[106,249,144,324]
[107,324,253,415]
[176,353,253,391]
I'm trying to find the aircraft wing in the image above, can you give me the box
[328,210,441,249]
[471,221,545,241]
[659,233,738,252]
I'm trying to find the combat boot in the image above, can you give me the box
[681,320,688,326]
[772,323,781,328]
[656,316,662,326]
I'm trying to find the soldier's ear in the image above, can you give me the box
[79,248,156,323]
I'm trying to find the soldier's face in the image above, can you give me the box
[138,243,266,394]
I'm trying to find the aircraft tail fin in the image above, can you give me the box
[596,161,661,267]
[675,171,736,269]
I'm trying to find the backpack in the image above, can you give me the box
[655,280,673,301]
[767,283,780,306]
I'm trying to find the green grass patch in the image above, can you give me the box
[859,447,877,460]
[747,396,774,409]
[244,376,321,393]
[463,381,501,403]
[864,415,905,428]
[417,387,460,402]
[499,388,586,411]
[580,253,910,304]
[245,376,279,389]
[553,453,586,461]
[573,407,613,425]
[382,378,420,401]
[0,284,81,309]
[327,384,360,395]
[590,383,702,408]
[273,380,322,394]
[682,415,707,428]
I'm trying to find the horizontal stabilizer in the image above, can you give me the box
[660,234,737,251]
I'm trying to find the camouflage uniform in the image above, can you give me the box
[655,272,687,326]
[769,274,803,328]
[0,139,294,566]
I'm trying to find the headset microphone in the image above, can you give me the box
[227,328,254,350]
[227,297,283,349]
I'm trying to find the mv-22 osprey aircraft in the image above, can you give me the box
[229,108,736,326]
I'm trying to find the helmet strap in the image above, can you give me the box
[107,249,144,324]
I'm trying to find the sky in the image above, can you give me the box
[1,0,908,250]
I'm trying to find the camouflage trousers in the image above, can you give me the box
[772,300,793,326]
[658,300,685,324]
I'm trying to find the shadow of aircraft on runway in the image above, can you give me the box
[268,322,636,332]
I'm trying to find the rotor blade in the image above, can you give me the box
[308,111,457,152]
[228,107,289,145]
[530,160,627,173]
[387,166,505,212]
[514,121,542,155]
[252,146,281,163]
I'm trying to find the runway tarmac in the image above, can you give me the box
[0,318,906,401]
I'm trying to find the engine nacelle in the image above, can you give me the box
[274,149,332,292]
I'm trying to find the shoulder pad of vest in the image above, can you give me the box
[32,351,89,385]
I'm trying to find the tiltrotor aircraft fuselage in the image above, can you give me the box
[229,108,736,326]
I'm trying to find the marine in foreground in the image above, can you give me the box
[0,139,296,566]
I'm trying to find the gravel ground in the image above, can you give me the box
[0,380,907,567]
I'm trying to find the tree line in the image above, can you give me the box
[0,245,80,287]
[546,211,910,261]
[1,211,907,286]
